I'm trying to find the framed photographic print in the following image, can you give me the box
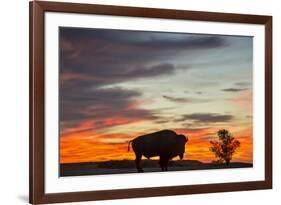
[29,1,272,204]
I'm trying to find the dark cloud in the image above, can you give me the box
[163,95,193,103]
[60,27,227,50]
[163,95,211,103]
[155,119,170,124]
[60,87,140,120]
[60,63,176,89]
[235,82,252,87]
[59,27,228,81]
[222,88,248,92]
[123,63,175,79]
[175,113,234,123]
[60,87,160,134]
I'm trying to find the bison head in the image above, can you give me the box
[177,134,188,159]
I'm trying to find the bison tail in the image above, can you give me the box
[128,140,132,152]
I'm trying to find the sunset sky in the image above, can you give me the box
[59,27,253,164]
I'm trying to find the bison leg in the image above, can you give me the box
[164,162,168,171]
[159,156,167,171]
[159,156,169,171]
[135,155,143,173]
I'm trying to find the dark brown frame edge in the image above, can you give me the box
[29,1,272,204]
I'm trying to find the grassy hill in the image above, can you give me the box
[60,159,253,177]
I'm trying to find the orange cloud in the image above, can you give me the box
[60,134,135,163]
[60,126,253,164]
[60,72,87,81]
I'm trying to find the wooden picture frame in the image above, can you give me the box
[29,1,272,204]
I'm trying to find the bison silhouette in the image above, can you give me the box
[128,129,188,172]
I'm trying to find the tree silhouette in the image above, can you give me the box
[209,129,240,166]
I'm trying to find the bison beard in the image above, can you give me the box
[128,129,188,172]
